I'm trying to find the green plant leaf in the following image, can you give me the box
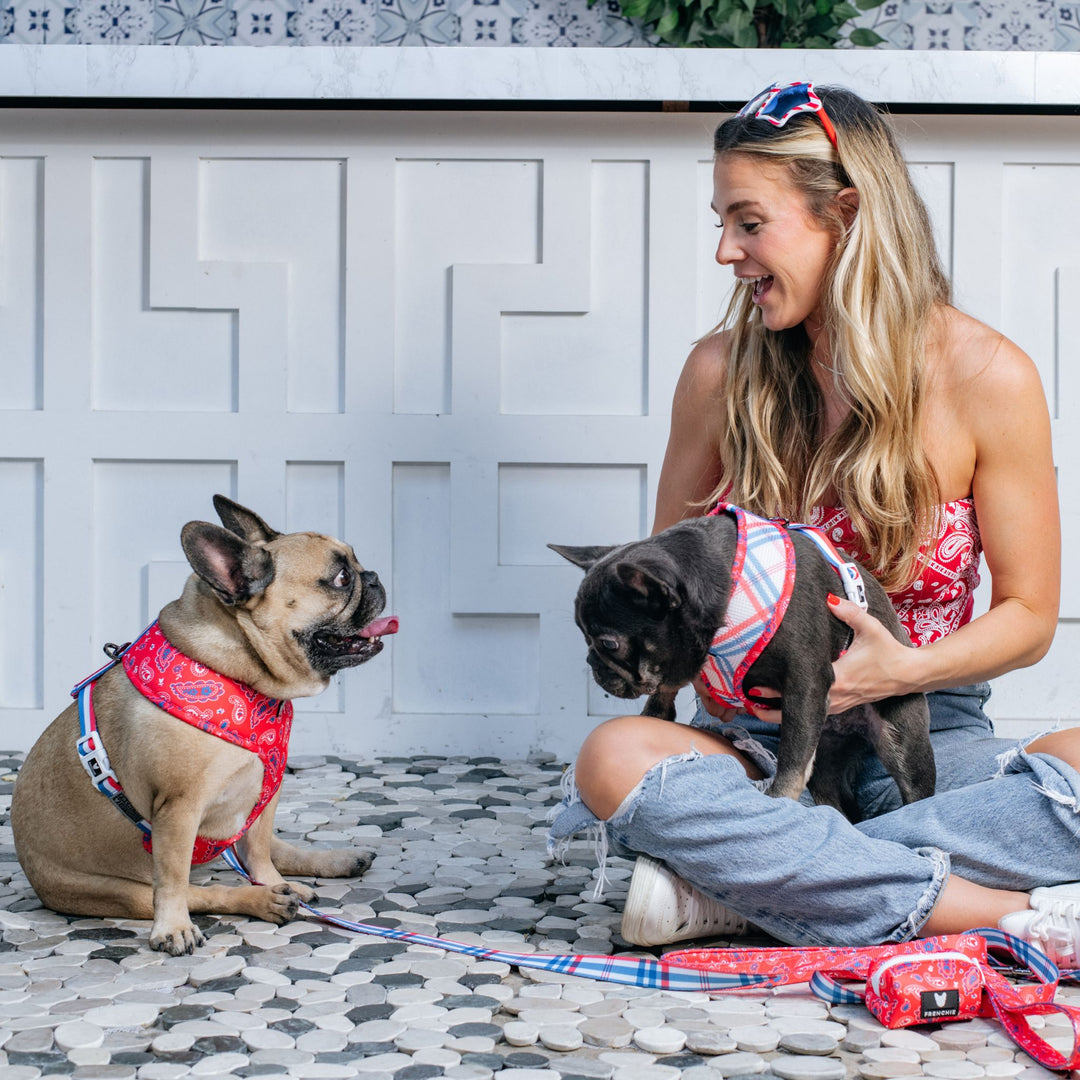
[656,6,680,32]
[848,25,885,44]
[854,0,885,8]
[831,1,859,18]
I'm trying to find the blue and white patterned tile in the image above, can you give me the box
[154,0,234,42]
[4,0,74,41]
[902,0,979,48]
[376,0,459,44]
[1054,2,1080,46]
[66,0,155,42]
[287,0,375,41]
[965,0,1056,48]
[230,0,291,42]
[511,0,606,45]
[451,0,520,45]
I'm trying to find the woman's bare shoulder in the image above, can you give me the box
[677,331,731,397]
[934,305,1039,393]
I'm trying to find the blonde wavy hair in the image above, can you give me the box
[708,86,950,591]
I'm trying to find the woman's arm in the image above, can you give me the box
[827,331,1060,710]
[653,336,729,535]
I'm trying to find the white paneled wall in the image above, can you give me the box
[0,109,1076,760]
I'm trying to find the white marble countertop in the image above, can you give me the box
[0,45,1077,106]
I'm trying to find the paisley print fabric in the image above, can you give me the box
[121,621,293,864]
[809,498,982,647]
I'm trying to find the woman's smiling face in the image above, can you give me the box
[712,153,840,335]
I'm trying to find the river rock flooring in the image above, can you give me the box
[0,753,1073,1080]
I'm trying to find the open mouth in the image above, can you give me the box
[750,275,774,303]
[313,615,399,665]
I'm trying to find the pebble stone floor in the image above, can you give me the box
[0,752,1077,1080]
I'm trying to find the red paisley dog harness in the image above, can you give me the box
[73,621,292,865]
[699,503,869,710]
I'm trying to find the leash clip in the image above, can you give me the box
[76,731,118,788]
[103,641,131,662]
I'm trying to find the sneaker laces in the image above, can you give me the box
[1026,903,1080,963]
[674,880,745,936]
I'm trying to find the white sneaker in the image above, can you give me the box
[620,855,748,947]
[999,883,1080,967]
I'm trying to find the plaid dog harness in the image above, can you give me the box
[698,503,869,709]
[73,621,293,864]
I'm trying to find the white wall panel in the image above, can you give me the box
[0,110,1076,759]
[0,158,43,411]
[92,460,237,641]
[0,460,43,709]
[500,161,647,417]
[200,159,345,415]
[394,159,541,416]
[92,159,237,412]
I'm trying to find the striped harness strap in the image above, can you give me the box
[74,648,153,840]
[699,504,869,710]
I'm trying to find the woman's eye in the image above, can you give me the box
[742,222,761,233]
[332,567,352,589]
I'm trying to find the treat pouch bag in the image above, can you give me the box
[864,950,986,1028]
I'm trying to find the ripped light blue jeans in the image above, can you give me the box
[548,685,1080,947]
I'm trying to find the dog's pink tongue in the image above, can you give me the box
[359,616,399,638]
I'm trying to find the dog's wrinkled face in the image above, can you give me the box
[269,532,395,677]
[551,543,689,700]
[181,495,399,688]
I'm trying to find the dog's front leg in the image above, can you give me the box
[235,791,317,905]
[149,798,208,955]
[769,683,829,802]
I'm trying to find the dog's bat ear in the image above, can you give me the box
[614,561,682,612]
[547,544,616,571]
[182,521,276,606]
[212,495,280,544]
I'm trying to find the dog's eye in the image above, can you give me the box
[332,567,353,589]
[598,636,620,653]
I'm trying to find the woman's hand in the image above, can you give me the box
[821,594,920,713]
[731,594,922,722]
[691,675,737,722]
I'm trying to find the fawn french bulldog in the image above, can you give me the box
[12,495,397,954]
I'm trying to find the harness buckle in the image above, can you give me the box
[76,731,118,788]
[839,562,869,611]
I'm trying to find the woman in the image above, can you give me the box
[548,83,1080,962]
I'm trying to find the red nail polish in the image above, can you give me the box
[827,593,841,607]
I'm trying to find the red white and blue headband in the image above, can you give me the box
[736,81,839,150]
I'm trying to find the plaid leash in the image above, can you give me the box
[219,847,1080,1019]
[219,848,774,993]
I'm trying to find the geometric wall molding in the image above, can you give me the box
[0,109,1077,759]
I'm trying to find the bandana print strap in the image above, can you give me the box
[111,621,294,863]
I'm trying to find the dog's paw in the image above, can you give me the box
[287,881,317,904]
[261,883,302,925]
[149,921,205,956]
[347,850,375,877]
[305,849,374,879]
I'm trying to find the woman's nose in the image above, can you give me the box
[715,229,741,266]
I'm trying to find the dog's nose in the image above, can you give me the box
[360,571,381,589]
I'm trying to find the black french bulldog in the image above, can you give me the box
[552,513,935,821]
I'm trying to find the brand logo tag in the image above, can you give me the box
[920,988,960,1020]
